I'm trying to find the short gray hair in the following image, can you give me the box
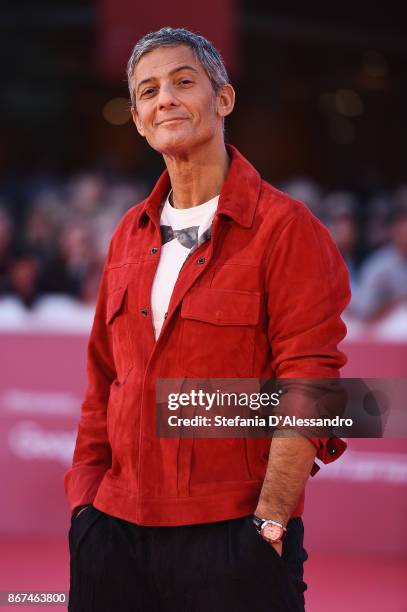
[127,27,230,108]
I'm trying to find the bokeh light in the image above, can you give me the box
[102,97,131,125]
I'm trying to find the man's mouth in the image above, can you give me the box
[158,117,188,126]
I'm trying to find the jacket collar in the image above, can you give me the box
[137,144,261,229]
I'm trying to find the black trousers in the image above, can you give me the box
[68,506,308,612]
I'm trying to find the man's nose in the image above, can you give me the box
[157,84,179,110]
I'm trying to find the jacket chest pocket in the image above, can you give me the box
[106,286,135,383]
[179,287,260,377]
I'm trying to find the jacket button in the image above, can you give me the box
[197,257,205,264]
[141,308,148,316]
[164,312,168,319]
[151,247,158,254]
[329,446,337,455]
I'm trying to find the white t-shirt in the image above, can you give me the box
[151,192,219,339]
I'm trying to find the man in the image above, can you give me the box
[65,27,350,612]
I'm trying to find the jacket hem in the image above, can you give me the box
[93,477,304,526]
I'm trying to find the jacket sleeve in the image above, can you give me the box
[64,243,116,512]
[265,206,351,464]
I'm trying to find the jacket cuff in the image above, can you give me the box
[308,436,347,464]
[64,464,108,513]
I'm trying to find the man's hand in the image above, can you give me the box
[270,540,283,557]
[75,506,90,519]
[255,430,317,527]
[72,504,92,520]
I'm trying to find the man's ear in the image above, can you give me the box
[131,107,145,137]
[216,84,235,119]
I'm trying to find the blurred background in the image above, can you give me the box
[0,1,406,610]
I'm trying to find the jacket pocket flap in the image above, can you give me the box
[106,286,127,324]
[181,287,260,326]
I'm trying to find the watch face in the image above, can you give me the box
[262,524,284,543]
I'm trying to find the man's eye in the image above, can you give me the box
[179,79,193,85]
[141,88,156,97]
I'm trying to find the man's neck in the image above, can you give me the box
[163,142,229,209]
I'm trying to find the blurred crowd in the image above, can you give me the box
[0,171,406,336]
[0,173,148,308]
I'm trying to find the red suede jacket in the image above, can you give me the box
[64,145,350,526]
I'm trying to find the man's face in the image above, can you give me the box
[130,45,232,156]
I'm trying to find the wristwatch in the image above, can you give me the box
[252,515,287,543]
